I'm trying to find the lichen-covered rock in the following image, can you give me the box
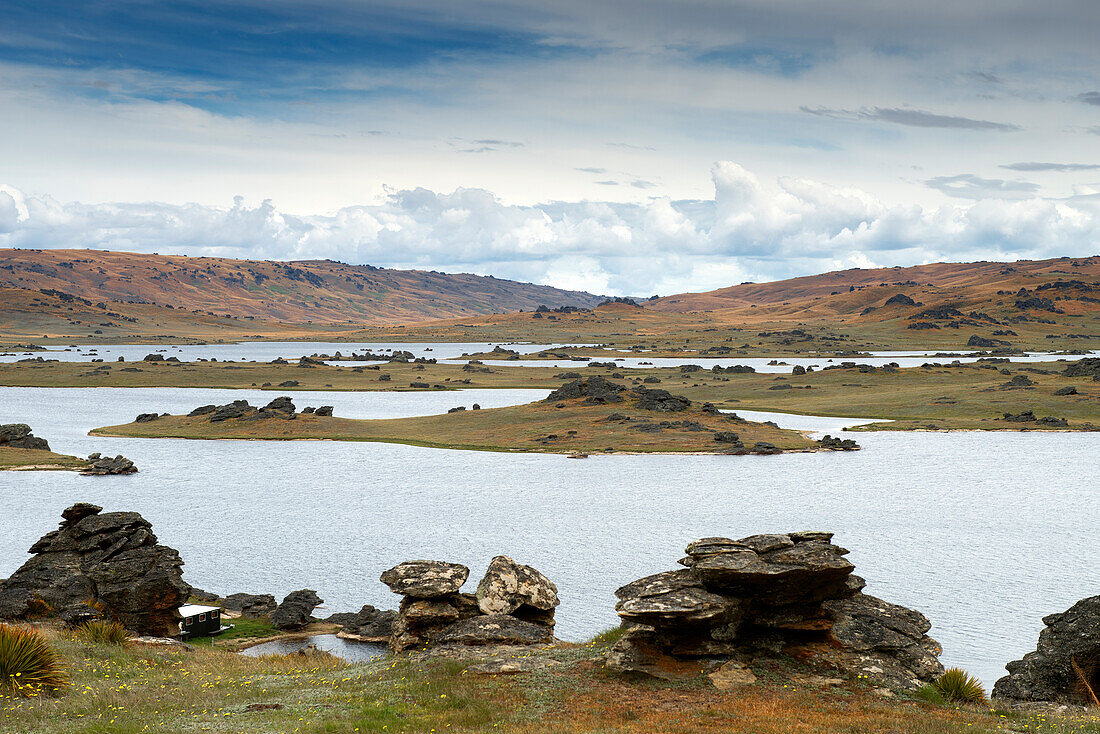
[475,556,560,615]
[82,454,138,475]
[332,604,396,642]
[437,615,553,646]
[614,570,736,627]
[680,533,855,604]
[606,532,943,692]
[993,595,1100,705]
[270,589,322,630]
[0,504,189,636]
[545,376,625,404]
[380,561,469,598]
[823,594,944,689]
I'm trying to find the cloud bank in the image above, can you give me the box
[2,162,1098,296]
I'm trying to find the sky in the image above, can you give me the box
[1,0,1099,295]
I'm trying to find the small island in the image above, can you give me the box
[90,378,856,456]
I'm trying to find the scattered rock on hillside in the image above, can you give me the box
[314,406,333,416]
[1053,386,1078,396]
[885,293,920,306]
[607,532,943,691]
[0,423,50,451]
[271,589,323,630]
[1063,358,1100,380]
[969,335,1012,348]
[993,595,1100,705]
[0,503,190,636]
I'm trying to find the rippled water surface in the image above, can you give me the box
[239,634,386,662]
[1,384,1096,688]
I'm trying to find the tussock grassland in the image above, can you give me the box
[2,624,1097,734]
[92,398,818,455]
[0,447,88,472]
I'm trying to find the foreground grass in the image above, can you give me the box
[2,626,1097,734]
[0,446,89,472]
[91,398,819,455]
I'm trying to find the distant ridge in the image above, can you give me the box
[0,249,604,324]
[646,256,1100,316]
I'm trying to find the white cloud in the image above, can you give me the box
[2,162,1098,296]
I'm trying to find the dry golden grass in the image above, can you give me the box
[91,395,818,454]
[0,446,88,472]
[2,626,1097,734]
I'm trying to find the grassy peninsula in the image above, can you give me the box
[91,393,821,455]
[0,446,90,472]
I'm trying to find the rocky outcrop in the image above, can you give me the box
[382,557,557,652]
[545,376,625,404]
[606,532,943,691]
[0,423,50,451]
[223,593,277,618]
[270,589,323,630]
[993,595,1100,705]
[0,503,190,636]
[82,453,138,475]
[1064,357,1100,380]
[633,387,691,412]
[330,604,396,642]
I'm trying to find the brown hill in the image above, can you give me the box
[647,256,1100,315]
[0,249,602,324]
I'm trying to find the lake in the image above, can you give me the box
[1,384,1097,688]
[2,340,1094,374]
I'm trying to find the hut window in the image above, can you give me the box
[184,617,192,626]
[199,613,206,622]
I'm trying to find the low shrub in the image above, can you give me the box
[0,623,68,697]
[586,626,627,648]
[925,667,986,704]
[77,619,128,646]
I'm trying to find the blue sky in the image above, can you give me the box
[1,1,1099,293]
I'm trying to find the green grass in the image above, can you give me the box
[187,616,279,647]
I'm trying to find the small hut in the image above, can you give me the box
[178,604,229,639]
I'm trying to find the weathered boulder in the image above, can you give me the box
[331,604,396,642]
[380,561,469,598]
[0,503,189,636]
[209,400,251,422]
[680,533,855,604]
[993,595,1100,705]
[270,589,323,630]
[0,423,50,451]
[384,556,558,653]
[314,406,334,417]
[223,593,277,618]
[475,555,560,616]
[614,570,736,627]
[607,532,943,691]
[822,594,944,690]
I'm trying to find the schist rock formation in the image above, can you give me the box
[607,532,944,690]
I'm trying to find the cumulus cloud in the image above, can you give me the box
[800,106,1021,131]
[1,162,1098,296]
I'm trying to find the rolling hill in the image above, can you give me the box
[0,248,603,324]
